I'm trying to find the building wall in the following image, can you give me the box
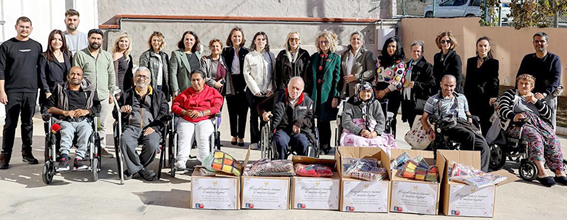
[399,17,567,88]
[97,0,386,25]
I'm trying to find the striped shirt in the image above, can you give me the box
[424,93,469,121]
[497,89,551,128]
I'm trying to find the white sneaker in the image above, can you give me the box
[174,160,187,170]
[250,143,259,150]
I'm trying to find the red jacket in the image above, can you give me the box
[172,85,223,122]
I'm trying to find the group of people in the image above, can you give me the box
[0,9,565,186]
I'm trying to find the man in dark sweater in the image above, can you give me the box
[517,32,562,130]
[0,16,43,169]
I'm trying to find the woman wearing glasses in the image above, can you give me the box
[432,31,463,93]
[274,32,310,91]
[306,30,341,154]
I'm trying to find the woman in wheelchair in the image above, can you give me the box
[339,82,397,155]
[172,70,223,169]
[498,74,567,187]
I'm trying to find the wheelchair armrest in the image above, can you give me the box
[214,113,221,117]
[160,114,173,122]
[42,113,52,121]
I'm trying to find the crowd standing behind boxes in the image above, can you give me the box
[0,8,566,217]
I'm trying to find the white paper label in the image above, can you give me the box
[448,185,495,217]
[341,180,389,212]
[390,181,438,214]
[241,178,289,210]
[191,178,238,209]
[293,177,340,210]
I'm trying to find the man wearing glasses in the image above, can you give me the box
[113,67,169,181]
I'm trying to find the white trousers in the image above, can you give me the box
[176,117,214,163]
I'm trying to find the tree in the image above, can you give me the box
[509,0,567,29]
[480,0,501,26]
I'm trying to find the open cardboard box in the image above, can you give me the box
[335,146,391,213]
[291,156,340,210]
[240,148,291,210]
[389,149,442,215]
[438,149,518,217]
[190,153,242,210]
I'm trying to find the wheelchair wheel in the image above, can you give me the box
[519,159,537,181]
[489,144,506,171]
[91,158,99,182]
[260,125,271,159]
[563,159,567,171]
[42,161,55,184]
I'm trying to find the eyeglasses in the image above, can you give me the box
[319,40,329,44]
[135,75,149,79]
[440,40,451,44]
[289,38,300,42]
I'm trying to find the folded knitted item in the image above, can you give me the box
[204,150,242,176]
[243,159,294,176]
[295,163,333,177]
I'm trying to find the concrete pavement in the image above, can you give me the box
[1,102,567,220]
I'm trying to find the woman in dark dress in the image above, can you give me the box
[112,32,133,92]
[274,31,310,91]
[432,31,463,93]
[222,27,250,146]
[38,29,72,110]
[464,36,499,136]
[401,40,435,128]
[306,30,341,153]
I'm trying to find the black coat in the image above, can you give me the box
[401,57,435,121]
[271,90,316,143]
[464,57,499,133]
[222,47,249,95]
[274,48,311,91]
[38,52,72,93]
[113,88,170,132]
[433,49,463,93]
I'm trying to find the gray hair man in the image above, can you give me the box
[113,67,169,181]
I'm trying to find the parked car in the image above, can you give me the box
[424,0,510,22]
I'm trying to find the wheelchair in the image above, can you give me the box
[112,105,172,184]
[167,113,221,177]
[334,97,396,147]
[489,123,567,181]
[260,118,320,160]
[41,113,101,184]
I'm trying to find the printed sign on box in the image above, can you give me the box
[447,184,495,217]
[241,177,289,210]
[342,180,389,212]
[390,180,439,215]
[191,177,238,210]
[293,174,340,210]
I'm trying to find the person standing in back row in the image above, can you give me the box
[517,32,562,130]
[0,16,43,169]
[63,9,88,56]
[73,29,116,158]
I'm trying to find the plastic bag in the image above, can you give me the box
[243,159,294,176]
[295,163,333,177]
[390,152,410,170]
[344,158,386,181]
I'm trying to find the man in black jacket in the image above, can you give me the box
[260,77,314,159]
[46,66,100,170]
[113,67,169,181]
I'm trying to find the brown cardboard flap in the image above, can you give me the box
[336,146,391,181]
[490,170,520,186]
[437,149,481,171]
[242,146,252,172]
[390,148,434,160]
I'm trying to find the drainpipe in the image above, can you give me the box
[433,0,436,16]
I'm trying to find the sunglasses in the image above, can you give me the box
[440,40,451,44]
[289,38,300,42]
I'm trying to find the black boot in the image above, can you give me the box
[138,167,157,181]
[22,150,39,164]
[0,153,10,169]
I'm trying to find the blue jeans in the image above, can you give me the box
[59,119,92,159]
[273,129,309,159]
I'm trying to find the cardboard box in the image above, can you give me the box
[240,148,291,210]
[291,156,340,210]
[389,149,443,215]
[438,150,518,217]
[191,167,241,210]
[336,146,391,213]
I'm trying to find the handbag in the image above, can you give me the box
[404,115,431,150]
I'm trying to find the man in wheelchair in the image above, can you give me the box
[420,75,490,172]
[172,70,223,169]
[46,66,100,171]
[114,67,169,181]
[260,77,315,159]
